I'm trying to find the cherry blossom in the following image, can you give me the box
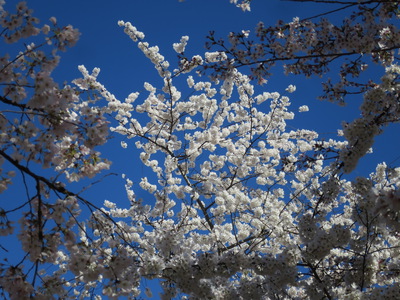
[0,1,399,299]
[205,0,400,173]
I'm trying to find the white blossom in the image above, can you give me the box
[1,1,399,299]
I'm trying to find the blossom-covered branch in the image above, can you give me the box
[204,0,400,173]
[0,1,399,299]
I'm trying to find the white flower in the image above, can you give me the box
[286,84,296,93]
[299,105,309,112]
[205,51,228,63]
[42,25,50,35]
[173,35,189,54]
[242,30,250,38]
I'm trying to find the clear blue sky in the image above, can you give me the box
[2,0,399,298]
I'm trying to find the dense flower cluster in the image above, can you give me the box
[57,19,398,299]
[0,1,399,299]
[205,0,400,173]
[0,2,111,298]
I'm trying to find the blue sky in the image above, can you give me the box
[2,0,400,298]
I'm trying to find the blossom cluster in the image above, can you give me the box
[229,0,251,12]
[0,4,110,182]
[204,0,400,172]
[59,20,398,299]
[0,2,111,297]
[0,1,399,299]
